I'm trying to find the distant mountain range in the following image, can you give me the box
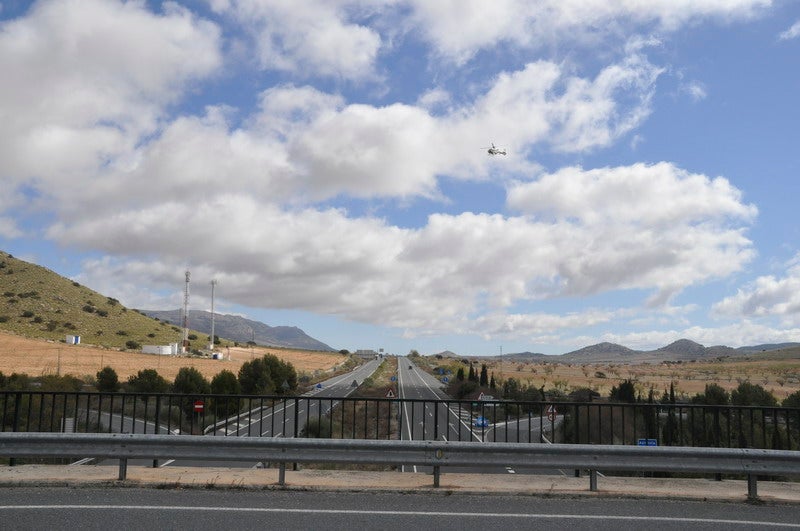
[142,309,334,352]
[499,339,800,364]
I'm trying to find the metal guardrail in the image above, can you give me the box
[1,432,798,499]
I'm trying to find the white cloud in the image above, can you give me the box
[472,309,617,339]
[212,0,384,80]
[779,20,800,40]
[75,54,660,212]
[0,0,222,202]
[507,162,756,226]
[507,162,757,302]
[48,162,756,334]
[712,255,800,324]
[682,81,708,102]
[406,0,771,63]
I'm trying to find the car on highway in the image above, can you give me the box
[473,416,490,428]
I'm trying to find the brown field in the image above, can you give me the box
[483,357,800,402]
[0,332,345,382]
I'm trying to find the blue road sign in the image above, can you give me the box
[441,376,449,383]
[637,438,658,446]
[474,416,490,428]
[390,376,396,382]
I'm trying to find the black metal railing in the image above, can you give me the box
[1,391,799,450]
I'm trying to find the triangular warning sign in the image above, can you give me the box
[386,388,395,398]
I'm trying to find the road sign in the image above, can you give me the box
[474,415,490,428]
[637,438,658,446]
[386,388,395,398]
[546,405,557,421]
[441,376,449,383]
[390,376,396,382]
[546,405,557,414]
[193,400,204,413]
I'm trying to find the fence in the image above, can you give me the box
[1,432,799,498]
[1,391,799,450]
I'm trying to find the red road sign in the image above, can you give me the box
[546,405,556,421]
[193,400,204,413]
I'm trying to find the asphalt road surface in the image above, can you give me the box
[93,358,383,469]
[2,487,798,531]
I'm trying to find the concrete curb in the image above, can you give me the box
[1,465,800,504]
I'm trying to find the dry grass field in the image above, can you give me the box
[480,357,800,402]
[0,332,346,382]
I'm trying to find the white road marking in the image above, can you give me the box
[1,506,797,527]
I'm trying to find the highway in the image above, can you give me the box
[397,356,568,476]
[3,487,799,530]
[397,357,561,444]
[94,358,383,469]
[165,357,383,469]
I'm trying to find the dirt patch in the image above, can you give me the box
[0,332,344,381]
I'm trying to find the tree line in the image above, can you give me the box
[0,353,298,397]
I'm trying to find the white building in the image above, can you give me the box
[142,343,179,356]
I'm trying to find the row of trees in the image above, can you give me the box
[94,353,298,396]
[0,354,298,398]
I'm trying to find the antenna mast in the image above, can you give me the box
[209,279,217,351]
[182,270,190,353]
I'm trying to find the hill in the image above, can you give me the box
[142,309,334,351]
[506,339,800,364]
[561,342,638,363]
[0,250,207,350]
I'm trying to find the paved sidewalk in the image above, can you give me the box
[1,464,799,503]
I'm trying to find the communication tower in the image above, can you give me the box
[182,270,190,352]
[209,279,217,351]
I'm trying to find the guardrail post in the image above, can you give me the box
[118,458,128,481]
[433,465,440,488]
[279,462,286,486]
[747,474,758,500]
[589,470,598,491]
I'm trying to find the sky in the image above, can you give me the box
[2,1,800,356]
